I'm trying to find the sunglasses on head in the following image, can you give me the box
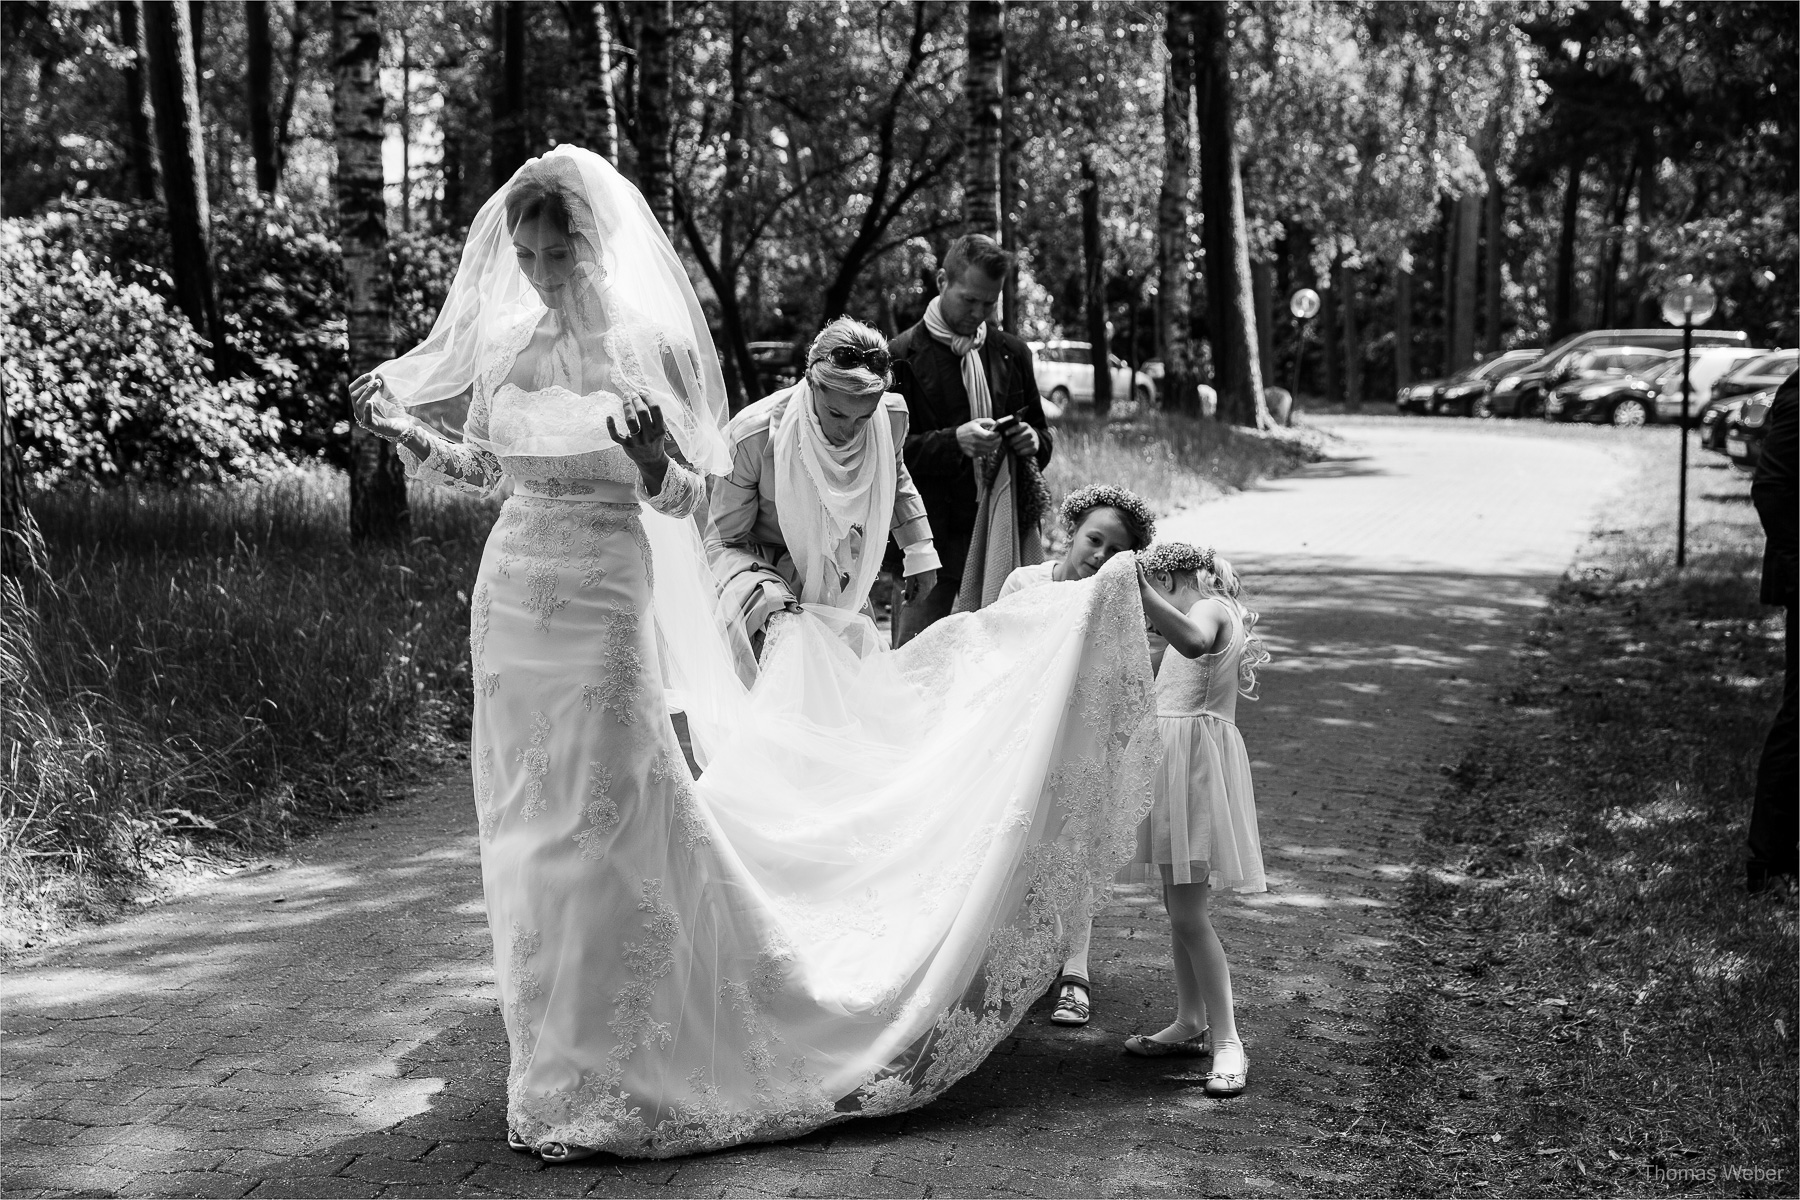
[815,345,892,375]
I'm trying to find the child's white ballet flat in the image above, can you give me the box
[1122,1027,1212,1057]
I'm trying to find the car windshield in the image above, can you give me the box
[1729,350,1798,378]
[1472,352,1534,380]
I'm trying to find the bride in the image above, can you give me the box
[351,146,1160,1161]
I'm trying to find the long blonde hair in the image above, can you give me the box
[1139,542,1271,699]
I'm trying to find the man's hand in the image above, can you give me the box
[902,568,938,604]
[1001,420,1039,458]
[955,418,1001,459]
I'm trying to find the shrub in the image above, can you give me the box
[0,221,282,486]
[8,198,462,474]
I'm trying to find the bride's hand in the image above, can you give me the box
[607,394,670,468]
[350,373,416,441]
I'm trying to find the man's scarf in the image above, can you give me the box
[923,298,1042,611]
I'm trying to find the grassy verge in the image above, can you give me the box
[1370,443,1797,1196]
[1,469,491,953]
[1045,410,1322,520]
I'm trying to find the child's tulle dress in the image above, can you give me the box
[1121,596,1266,892]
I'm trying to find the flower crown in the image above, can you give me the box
[1059,484,1157,547]
[1140,541,1215,576]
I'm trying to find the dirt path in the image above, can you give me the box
[2,418,1630,1199]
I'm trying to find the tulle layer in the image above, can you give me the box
[1117,714,1266,892]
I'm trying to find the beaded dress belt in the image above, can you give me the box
[513,479,637,505]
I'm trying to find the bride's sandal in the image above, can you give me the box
[537,1141,599,1164]
[506,1129,532,1154]
[1050,975,1092,1027]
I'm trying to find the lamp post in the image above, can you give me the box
[1289,288,1321,403]
[1660,275,1718,568]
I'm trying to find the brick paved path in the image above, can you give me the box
[2,418,1630,1198]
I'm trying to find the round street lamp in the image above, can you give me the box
[1661,275,1717,568]
[1289,289,1322,403]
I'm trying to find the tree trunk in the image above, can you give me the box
[398,29,413,231]
[1337,257,1361,411]
[963,0,1003,237]
[492,2,529,189]
[143,0,224,359]
[672,5,759,413]
[633,0,673,231]
[1156,0,1197,413]
[1450,189,1480,372]
[1081,150,1111,418]
[1551,156,1583,341]
[1598,155,1637,329]
[1,399,47,583]
[1000,30,1020,334]
[1194,2,1264,426]
[1395,263,1413,391]
[1321,265,1340,405]
[119,1,160,201]
[1633,129,1659,325]
[567,2,619,163]
[1483,166,1503,352]
[1251,258,1274,390]
[332,0,408,542]
[247,1,278,193]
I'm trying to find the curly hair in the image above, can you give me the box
[1140,541,1270,698]
[1059,484,1156,550]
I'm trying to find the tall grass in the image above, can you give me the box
[1,468,492,949]
[1043,411,1319,523]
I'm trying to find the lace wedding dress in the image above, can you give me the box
[394,154,1161,1162]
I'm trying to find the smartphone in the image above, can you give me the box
[992,413,1021,433]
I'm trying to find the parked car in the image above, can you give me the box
[1485,327,1751,418]
[1437,349,1540,417]
[1700,348,1799,420]
[1544,348,1676,425]
[1030,341,1156,412]
[1726,387,1779,471]
[1396,375,1447,414]
[1643,346,1766,425]
[748,340,802,395]
[1702,395,1748,453]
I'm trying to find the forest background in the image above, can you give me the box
[0,0,1794,936]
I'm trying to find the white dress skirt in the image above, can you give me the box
[1120,597,1267,891]
[406,373,1162,1158]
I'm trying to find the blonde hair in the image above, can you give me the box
[1140,542,1271,698]
[805,317,891,396]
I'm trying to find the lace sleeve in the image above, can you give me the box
[639,453,705,518]
[397,426,505,497]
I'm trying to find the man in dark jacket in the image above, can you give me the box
[890,234,1053,637]
[1748,371,1798,893]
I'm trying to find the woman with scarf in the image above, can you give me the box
[709,318,939,652]
[889,234,1054,639]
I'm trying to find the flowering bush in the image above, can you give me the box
[1,221,282,486]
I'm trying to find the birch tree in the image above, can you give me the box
[332,0,407,540]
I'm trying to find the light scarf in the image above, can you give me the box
[771,381,896,613]
[924,298,1041,611]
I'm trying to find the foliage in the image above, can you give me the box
[0,218,280,487]
[1371,442,1795,1194]
[5,197,461,478]
[0,471,491,948]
